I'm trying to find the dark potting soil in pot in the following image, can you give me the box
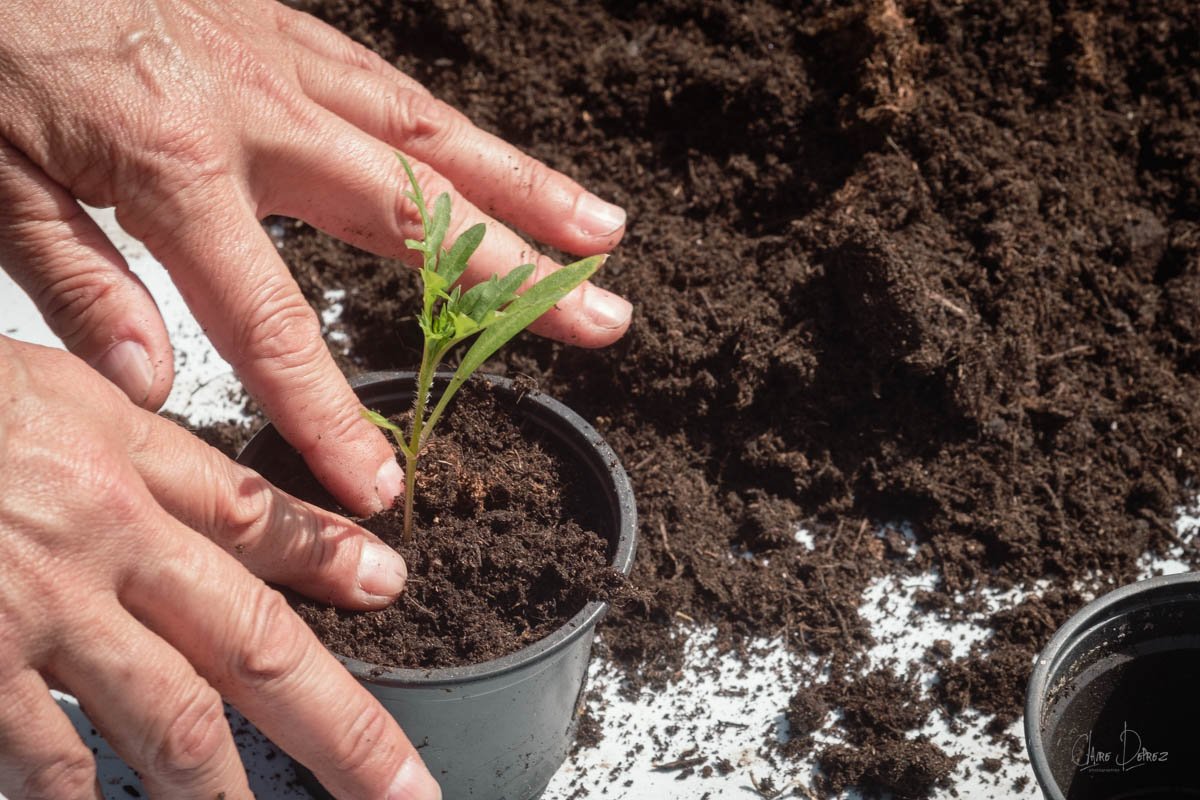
[188,0,1200,796]
[257,378,626,670]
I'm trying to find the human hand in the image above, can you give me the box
[0,335,439,800]
[0,0,630,517]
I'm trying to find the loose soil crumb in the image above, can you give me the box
[229,0,1200,796]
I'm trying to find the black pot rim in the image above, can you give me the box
[239,370,638,688]
[1024,570,1200,800]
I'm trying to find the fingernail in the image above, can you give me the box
[585,288,632,331]
[573,193,626,238]
[358,540,407,598]
[376,458,404,510]
[388,757,441,800]
[93,340,154,406]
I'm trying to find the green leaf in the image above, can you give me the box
[427,193,452,261]
[396,154,429,231]
[457,274,499,320]
[361,408,405,438]
[439,223,486,287]
[451,311,479,339]
[459,263,535,324]
[429,307,454,339]
[420,268,447,319]
[450,256,602,389]
[482,264,534,319]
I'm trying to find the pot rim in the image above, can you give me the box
[1024,570,1200,800]
[239,370,638,689]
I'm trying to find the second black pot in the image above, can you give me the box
[1025,572,1200,800]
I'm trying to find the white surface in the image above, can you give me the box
[2,209,1195,799]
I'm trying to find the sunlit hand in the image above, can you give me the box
[0,336,439,800]
[0,0,631,518]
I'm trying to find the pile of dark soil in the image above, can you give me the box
[223,0,1200,796]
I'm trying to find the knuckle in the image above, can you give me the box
[69,448,144,525]
[228,585,308,688]
[384,89,448,148]
[35,268,122,345]
[296,518,335,574]
[217,473,331,575]
[328,701,395,775]
[234,282,325,374]
[142,118,226,179]
[82,115,227,210]
[152,684,229,778]
[219,471,273,545]
[111,126,232,243]
[275,501,333,575]
[321,404,370,446]
[509,156,556,207]
[347,40,393,75]
[21,752,96,800]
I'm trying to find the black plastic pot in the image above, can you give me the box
[238,371,637,800]
[1025,572,1200,800]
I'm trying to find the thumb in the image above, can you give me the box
[0,139,173,409]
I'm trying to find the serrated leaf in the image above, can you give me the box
[427,193,452,260]
[439,223,485,287]
[457,274,499,320]
[451,311,479,339]
[475,264,534,321]
[418,255,604,451]
[421,268,448,319]
[449,255,602,389]
[456,263,533,325]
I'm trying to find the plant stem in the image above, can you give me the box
[402,448,417,545]
[402,338,435,543]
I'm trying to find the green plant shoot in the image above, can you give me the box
[362,153,604,543]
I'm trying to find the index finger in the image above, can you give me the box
[122,520,440,800]
[118,177,402,517]
[258,122,632,347]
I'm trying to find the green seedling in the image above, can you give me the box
[362,154,603,543]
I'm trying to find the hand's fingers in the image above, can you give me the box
[126,410,406,609]
[271,3,429,90]
[122,526,440,800]
[290,48,627,256]
[0,669,101,800]
[0,139,173,409]
[50,610,252,800]
[260,123,631,347]
[116,179,402,517]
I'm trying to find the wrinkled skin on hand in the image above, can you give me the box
[0,0,630,517]
[0,0,633,797]
[0,336,439,800]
